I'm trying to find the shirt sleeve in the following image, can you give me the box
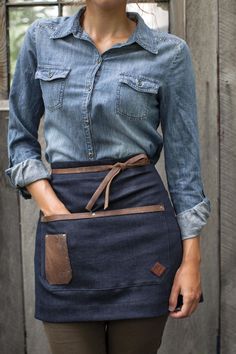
[159,38,211,240]
[4,19,51,200]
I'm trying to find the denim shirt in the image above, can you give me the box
[5,5,211,240]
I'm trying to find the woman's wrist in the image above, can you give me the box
[25,178,71,216]
[41,203,70,216]
[181,236,201,264]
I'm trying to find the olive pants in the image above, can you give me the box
[42,313,169,354]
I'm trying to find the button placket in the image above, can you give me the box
[136,78,143,87]
[96,57,102,64]
[84,117,90,125]
[82,55,103,160]
[83,116,94,158]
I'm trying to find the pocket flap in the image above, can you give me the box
[35,67,71,81]
[118,73,160,94]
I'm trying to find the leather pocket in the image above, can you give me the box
[45,233,72,285]
[39,207,171,291]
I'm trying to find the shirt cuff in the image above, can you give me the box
[5,158,51,200]
[176,196,211,240]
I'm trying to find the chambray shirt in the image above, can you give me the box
[5,5,211,240]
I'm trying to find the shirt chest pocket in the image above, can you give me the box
[115,73,160,120]
[35,66,71,112]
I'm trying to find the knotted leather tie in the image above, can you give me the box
[85,153,150,212]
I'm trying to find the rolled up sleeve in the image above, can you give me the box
[160,38,211,240]
[4,19,51,199]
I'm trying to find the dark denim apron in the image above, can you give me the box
[34,153,183,322]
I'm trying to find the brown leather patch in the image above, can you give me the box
[41,204,165,222]
[45,233,72,285]
[150,261,166,277]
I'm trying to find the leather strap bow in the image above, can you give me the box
[85,153,150,212]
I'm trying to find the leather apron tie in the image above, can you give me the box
[51,153,150,212]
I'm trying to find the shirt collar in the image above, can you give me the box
[49,5,159,54]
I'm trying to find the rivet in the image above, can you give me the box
[137,79,142,86]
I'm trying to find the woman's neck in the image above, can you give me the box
[80,3,137,44]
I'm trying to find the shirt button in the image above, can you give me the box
[88,85,92,91]
[84,119,89,125]
[88,152,94,157]
[137,79,143,87]
[96,57,102,64]
[48,71,53,78]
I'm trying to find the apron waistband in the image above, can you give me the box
[50,153,150,212]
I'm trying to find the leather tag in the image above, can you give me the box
[150,261,166,277]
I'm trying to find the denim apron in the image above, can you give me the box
[34,153,183,322]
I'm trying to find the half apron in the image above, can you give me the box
[34,153,183,322]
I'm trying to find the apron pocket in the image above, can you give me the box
[45,233,72,285]
[39,204,171,291]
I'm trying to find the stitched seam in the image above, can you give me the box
[41,277,170,292]
[160,39,183,90]
[166,40,186,86]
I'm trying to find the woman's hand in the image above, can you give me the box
[168,236,202,318]
[25,178,72,216]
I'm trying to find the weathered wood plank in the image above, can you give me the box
[0,111,25,354]
[185,2,219,351]
[0,1,8,99]
[169,0,186,39]
[160,1,219,353]
[0,2,25,353]
[21,117,51,354]
[219,1,236,353]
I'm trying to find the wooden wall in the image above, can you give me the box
[0,1,25,353]
[219,1,236,353]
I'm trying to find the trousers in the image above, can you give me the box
[42,313,169,354]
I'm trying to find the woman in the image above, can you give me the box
[5,0,211,353]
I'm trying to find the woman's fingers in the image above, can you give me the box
[42,205,72,216]
[168,260,202,318]
[169,291,201,318]
[168,284,180,312]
